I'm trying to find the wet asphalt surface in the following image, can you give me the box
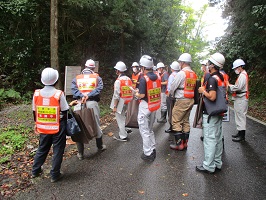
[13,106,266,200]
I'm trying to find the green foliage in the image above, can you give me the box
[99,104,111,117]
[0,126,29,164]
[1,0,210,95]
[0,89,21,108]
[214,0,266,102]
[0,88,20,99]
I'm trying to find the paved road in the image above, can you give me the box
[13,106,266,200]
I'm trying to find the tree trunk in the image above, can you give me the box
[50,0,62,89]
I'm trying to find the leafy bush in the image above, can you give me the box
[0,126,29,164]
[0,88,22,110]
[0,88,21,102]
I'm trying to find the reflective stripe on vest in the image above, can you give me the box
[76,73,98,96]
[118,77,133,104]
[144,75,161,112]
[182,69,197,98]
[34,89,62,134]
[232,71,249,99]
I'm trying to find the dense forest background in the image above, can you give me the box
[0,0,265,107]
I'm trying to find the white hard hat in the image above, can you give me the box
[139,55,154,69]
[114,61,127,72]
[178,53,192,63]
[232,59,245,69]
[41,68,59,86]
[209,53,225,68]
[153,65,157,71]
[200,60,208,65]
[131,62,139,67]
[85,59,95,68]
[170,61,180,71]
[156,62,165,69]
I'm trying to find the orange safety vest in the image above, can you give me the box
[182,69,197,98]
[201,72,208,86]
[212,75,225,87]
[76,73,98,96]
[118,77,133,104]
[34,89,62,134]
[132,72,140,89]
[220,71,229,101]
[143,75,161,112]
[232,71,249,99]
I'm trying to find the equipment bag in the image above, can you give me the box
[66,108,81,136]
[71,104,97,143]
[125,99,139,128]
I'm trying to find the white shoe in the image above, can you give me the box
[113,136,128,142]
[77,153,84,160]
[99,145,107,151]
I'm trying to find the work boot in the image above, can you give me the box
[170,133,185,150]
[183,132,189,149]
[232,131,240,138]
[165,124,173,133]
[76,142,84,160]
[157,110,167,123]
[232,130,245,142]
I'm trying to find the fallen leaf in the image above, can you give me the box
[66,138,76,145]
[138,190,145,194]
[108,132,114,136]
[182,193,189,197]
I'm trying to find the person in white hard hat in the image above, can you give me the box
[32,67,69,183]
[196,52,226,174]
[200,60,209,86]
[165,61,180,133]
[229,59,249,142]
[134,55,161,162]
[169,53,197,151]
[156,62,169,123]
[71,59,106,160]
[199,60,210,141]
[131,62,141,89]
[112,61,133,141]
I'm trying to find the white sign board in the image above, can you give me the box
[64,66,81,95]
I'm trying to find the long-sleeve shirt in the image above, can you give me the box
[229,70,248,100]
[170,66,193,99]
[167,71,178,93]
[71,68,103,99]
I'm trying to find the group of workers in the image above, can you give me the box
[31,52,249,182]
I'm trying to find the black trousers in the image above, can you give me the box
[32,120,67,179]
[166,96,176,124]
